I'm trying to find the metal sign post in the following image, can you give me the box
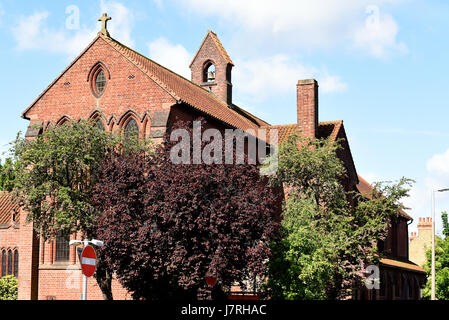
[69,238,104,301]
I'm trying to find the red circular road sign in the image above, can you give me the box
[81,245,97,277]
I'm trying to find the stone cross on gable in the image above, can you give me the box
[98,13,112,37]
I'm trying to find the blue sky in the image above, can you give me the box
[0,0,448,234]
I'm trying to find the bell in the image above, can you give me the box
[208,71,215,82]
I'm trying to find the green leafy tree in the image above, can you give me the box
[266,133,413,300]
[0,275,18,300]
[93,119,279,300]
[10,120,150,299]
[422,211,449,300]
[442,211,449,237]
[0,158,16,191]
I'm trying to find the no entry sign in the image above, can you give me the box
[80,245,97,277]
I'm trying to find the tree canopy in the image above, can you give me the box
[0,275,18,300]
[266,133,413,299]
[9,119,150,299]
[0,158,16,191]
[93,120,280,300]
[423,211,449,300]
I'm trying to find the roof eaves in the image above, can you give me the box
[102,35,259,133]
[208,31,234,66]
[102,35,181,99]
[380,258,426,273]
[231,104,271,127]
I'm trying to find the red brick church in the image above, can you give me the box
[0,14,426,300]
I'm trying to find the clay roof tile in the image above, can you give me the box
[0,192,19,225]
[102,35,260,134]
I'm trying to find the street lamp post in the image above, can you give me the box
[431,188,449,300]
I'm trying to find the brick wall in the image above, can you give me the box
[37,267,130,300]
[190,33,233,105]
[297,79,319,139]
[17,35,185,300]
[24,36,177,137]
[0,208,39,300]
[409,217,433,266]
[0,210,21,283]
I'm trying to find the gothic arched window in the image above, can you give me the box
[55,233,70,262]
[95,70,106,95]
[91,65,107,98]
[13,250,18,278]
[124,118,139,142]
[1,250,6,277]
[94,119,105,131]
[7,250,12,275]
[57,117,70,127]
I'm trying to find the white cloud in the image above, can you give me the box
[427,148,449,177]
[177,0,406,59]
[353,11,407,58]
[147,37,192,79]
[100,0,135,47]
[233,54,347,100]
[12,11,96,57]
[234,55,313,100]
[11,1,134,58]
[145,39,348,100]
[320,74,348,94]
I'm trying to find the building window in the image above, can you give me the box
[124,118,139,142]
[7,250,12,275]
[91,66,107,98]
[55,234,70,262]
[57,118,70,127]
[12,209,18,223]
[95,70,106,95]
[1,250,6,277]
[14,250,18,278]
[94,119,105,131]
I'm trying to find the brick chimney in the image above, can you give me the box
[417,217,432,239]
[297,79,319,139]
[409,217,433,266]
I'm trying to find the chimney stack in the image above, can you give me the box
[297,79,319,139]
[415,216,433,240]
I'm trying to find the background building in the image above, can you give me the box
[409,217,433,267]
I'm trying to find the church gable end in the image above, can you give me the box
[22,35,176,130]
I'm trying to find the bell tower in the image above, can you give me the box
[190,30,234,106]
